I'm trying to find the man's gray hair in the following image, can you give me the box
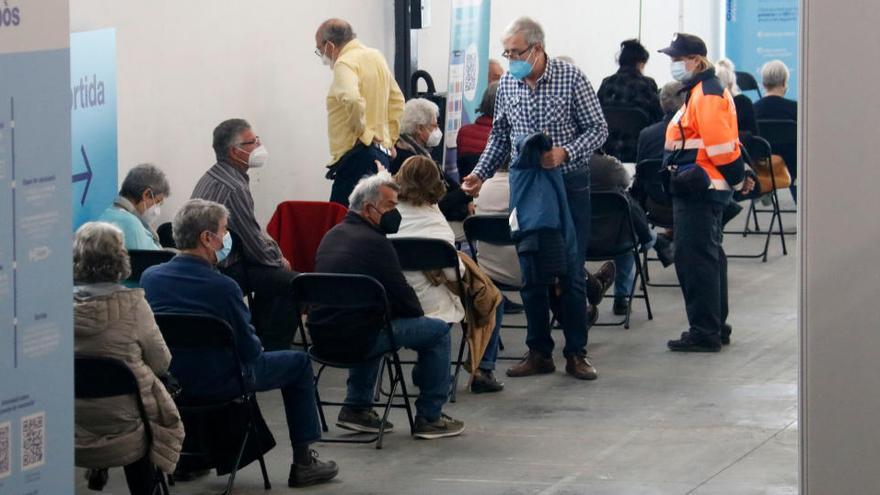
[348,171,399,212]
[73,222,131,284]
[212,118,251,162]
[119,163,170,201]
[401,98,439,136]
[318,19,356,46]
[659,81,685,114]
[761,59,790,90]
[503,16,545,46]
[172,199,229,250]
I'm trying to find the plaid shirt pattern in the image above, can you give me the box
[473,58,608,180]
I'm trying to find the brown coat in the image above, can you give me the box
[73,284,184,473]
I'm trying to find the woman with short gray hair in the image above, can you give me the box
[755,59,798,200]
[391,98,474,221]
[98,163,171,251]
[73,221,183,493]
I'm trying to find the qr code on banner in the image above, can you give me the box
[0,421,11,479]
[463,52,478,95]
[21,412,45,471]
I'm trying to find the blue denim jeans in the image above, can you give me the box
[478,304,503,370]
[519,168,591,358]
[345,316,451,422]
[200,350,321,449]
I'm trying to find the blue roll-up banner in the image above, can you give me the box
[443,0,491,177]
[71,28,118,230]
[0,1,74,493]
[725,0,799,101]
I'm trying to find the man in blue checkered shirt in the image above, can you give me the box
[462,16,609,381]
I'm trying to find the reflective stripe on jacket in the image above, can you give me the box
[664,69,745,191]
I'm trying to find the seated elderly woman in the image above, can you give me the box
[715,59,758,136]
[98,163,170,250]
[390,156,504,393]
[390,98,474,222]
[73,222,183,495]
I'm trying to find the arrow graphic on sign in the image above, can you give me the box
[72,144,93,205]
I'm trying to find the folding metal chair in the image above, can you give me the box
[126,249,175,285]
[74,355,170,495]
[757,118,798,220]
[587,191,653,328]
[154,313,272,494]
[390,238,469,402]
[633,159,680,288]
[293,273,414,449]
[736,71,763,98]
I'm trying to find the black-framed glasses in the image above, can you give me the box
[502,44,535,60]
[239,136,261,146]
[314,48,323,58]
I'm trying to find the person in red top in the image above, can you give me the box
[658,33,755,352]
[456,82,498,179]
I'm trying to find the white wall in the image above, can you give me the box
[70,0,395,226]
[800,0,880,492]
[416,0,724,96]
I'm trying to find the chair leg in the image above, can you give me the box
[393,353,415,433]
[450,326,467,403]
[376,356,398,450]
[248,401,272,490]
[773,190,788,255]
[634,251,653,320]
[314,366,329,433]
[224,425,251,495]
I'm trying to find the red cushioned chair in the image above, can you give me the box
[266,201,347,273]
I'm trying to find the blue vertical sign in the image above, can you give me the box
[443,0,491,175]
[71,28,118,230]
[0,0,74,493]
[726,0,799,101]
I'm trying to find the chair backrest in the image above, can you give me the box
[602,107,651,163]
[390,237,460,272]
[266,201,348,273]
[587,191,639,259]
[293,273,389,310]
[741,134,773,165]
[74,355,139,399]
[462,215,514,248]
[633,158,674,228]
[757,119,796,147]
[736,71,762,98]
[156,222,175,248]
[126,249,175,284]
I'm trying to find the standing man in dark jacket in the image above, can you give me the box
[462,16,609,380]
[310,172,465,440]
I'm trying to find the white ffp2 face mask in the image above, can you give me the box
[242,145,269,168]
[426,127,443,148]
[671,60,693,82]
[142,204,161,226]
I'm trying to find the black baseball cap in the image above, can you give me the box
[658,33,707,57]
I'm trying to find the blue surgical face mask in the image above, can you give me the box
[212,231,232,264]
[671,60,693,82]
[508,47,536,80]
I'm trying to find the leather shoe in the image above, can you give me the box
[653,234,675,267]
[565,355,598,380]
[586,261,615,305]
[506,352,555,377]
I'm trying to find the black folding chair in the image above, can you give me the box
[602,107,652,163]
[156,222,175,248]
[74,355,170,495]
[126,250,175,285]
[587,191,653,328]
[736,71,763,98]
[633,159,679,288]
[463,215,527,361]
[153,313,272,494]
[726,135,788,261]
[390,238,469,403]
[293,274,414,449]
[757,118,798,219]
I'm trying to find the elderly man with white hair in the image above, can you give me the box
[391,97,474,221]
[140,199,339,488]
[310,172,466,439]
[461,16,609,381]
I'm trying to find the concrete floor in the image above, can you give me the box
[76,200,798,495]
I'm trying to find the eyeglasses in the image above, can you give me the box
[239,136,261,146]
[314,48,323,58]
[502,44,535,60]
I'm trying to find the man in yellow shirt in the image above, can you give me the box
[315,19,405,207]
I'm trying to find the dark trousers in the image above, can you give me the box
[328,143,391,207]
[673,193,729,344]
[122,455,156,495]
[206,351,322,450]
[222,262,299,351]
[519,169,591,358]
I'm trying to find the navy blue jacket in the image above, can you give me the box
[141,255,263,393]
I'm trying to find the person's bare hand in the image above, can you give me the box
[374,160,387,174]
[389,146,397,160]
[540,147,568,169]
[461,174,484,197]
[741,175,756,195]
[467,202,476,216]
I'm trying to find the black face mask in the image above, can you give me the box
[371,205,401,235]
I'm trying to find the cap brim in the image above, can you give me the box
[658,46,685,57]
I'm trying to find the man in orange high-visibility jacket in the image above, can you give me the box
[658,33,755,352]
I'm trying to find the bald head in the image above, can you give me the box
[316,18,355,47]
